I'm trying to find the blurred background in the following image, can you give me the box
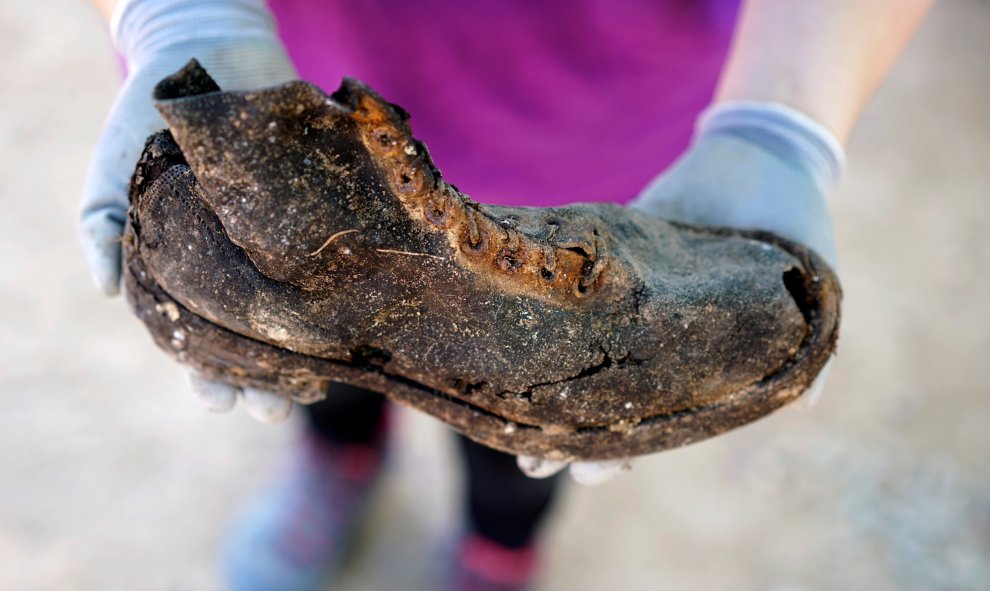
[1,1,988,589]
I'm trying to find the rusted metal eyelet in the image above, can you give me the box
[496,247,524,273]
[394,168,422,195]
[423,194,452,229]
[459,225,489,254]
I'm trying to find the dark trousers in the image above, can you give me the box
[306,383,561,549]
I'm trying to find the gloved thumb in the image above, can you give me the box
[79,161,129,296]
[79,147,130,297]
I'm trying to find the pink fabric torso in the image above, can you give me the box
[268,0,739,207]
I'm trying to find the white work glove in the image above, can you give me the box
[519,101,845,485]
[79,0,298,423]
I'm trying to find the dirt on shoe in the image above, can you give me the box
[122,60,841,461]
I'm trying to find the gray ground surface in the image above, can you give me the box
[1,1,988,590]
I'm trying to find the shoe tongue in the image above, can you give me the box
[149,62,430,292]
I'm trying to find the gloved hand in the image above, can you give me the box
[518,101,845,485]
[79,0,298,423]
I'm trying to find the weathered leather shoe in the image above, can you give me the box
[123,60,840,461]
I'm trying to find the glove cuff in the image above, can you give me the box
[697,102,847,195]
[111,0,281,69]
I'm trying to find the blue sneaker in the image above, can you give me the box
[222,429,387,591]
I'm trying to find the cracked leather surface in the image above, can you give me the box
[122,61,841,460]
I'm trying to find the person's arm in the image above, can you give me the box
[629,0,936,269]
[717,0,933,145]
[80,0,299,422]
[550,0,934,485]
[91,0,117,22]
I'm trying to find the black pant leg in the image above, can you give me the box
[304,383,387,444]
[457,434,562,549]
[307,386,561,547]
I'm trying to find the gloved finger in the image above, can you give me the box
[796,358,833,411]
[79,71,166,297]
[516,455,569,479]
[242,387,293,424]
[190,375,239,413]
[569,459,632,486]
[78,209,126,296]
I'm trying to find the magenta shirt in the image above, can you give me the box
[268,0,739,207]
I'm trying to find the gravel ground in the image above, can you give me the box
[1,1,988,590]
